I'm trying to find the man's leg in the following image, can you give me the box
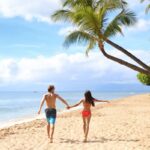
[47,123,50,138]
[50,124,55,143]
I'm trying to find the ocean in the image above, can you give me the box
[0,91,148,124]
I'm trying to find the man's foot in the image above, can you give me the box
[50,138,53,143]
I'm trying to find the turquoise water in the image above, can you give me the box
[0,91,148,123]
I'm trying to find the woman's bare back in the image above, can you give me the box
[82,100,92,111]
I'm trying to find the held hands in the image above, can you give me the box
[66,105,71,109]
[66,106,70,109]
[37,110,41,115]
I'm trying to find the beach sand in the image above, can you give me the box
[0,93,150,150]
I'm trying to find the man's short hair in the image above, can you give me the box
[48,85,55,92]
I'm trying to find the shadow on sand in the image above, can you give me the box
[88,137,140,143]
[59,137,140,144]
[60,138,80,144]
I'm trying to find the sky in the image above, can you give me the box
[0,0,150,91]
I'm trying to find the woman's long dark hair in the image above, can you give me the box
[84,90,95,107]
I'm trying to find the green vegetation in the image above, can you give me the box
[51,0,150,75]
[137,72,150,85]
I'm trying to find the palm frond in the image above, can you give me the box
[73,7,100,35]
[104,9,136,37]
[104,22,123,38]
[51,9,73,22]
[98,7,108,32]
[63,0,94,8]
[63,30,96,48]
[63,0,73,7]
[97,0,127,10]
[86,39,96,56]
[104,10,124,37]
[119,10,137,26]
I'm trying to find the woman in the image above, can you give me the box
[69,90,109,142]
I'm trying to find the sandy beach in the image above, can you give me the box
[0,93,150,150]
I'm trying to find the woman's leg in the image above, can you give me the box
[84,115,91,142]
[82,116,86,136]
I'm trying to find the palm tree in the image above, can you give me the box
[141,0,150,13]
[51,0,150,75]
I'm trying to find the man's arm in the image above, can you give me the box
[69,100,83,108]
[94,99,110,103]
[56,95,69,108]
[38,95,46,114]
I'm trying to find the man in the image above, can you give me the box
[38,85,69,143]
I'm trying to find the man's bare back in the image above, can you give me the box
[44,93,57,109]
[38,85,69,114]
[40,92,69,111]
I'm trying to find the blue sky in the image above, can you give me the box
[0,0,149,91]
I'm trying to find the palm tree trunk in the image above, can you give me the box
[98,42,150,75]
[105,38,150,71]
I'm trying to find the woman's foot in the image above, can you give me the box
[83,137,87,143]
[50,138,53,143]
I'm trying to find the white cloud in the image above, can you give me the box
[126,0,148,13]
[135,19,150,31]
[0,50,149,86]
[127,0,141,9]
[58,26,78,36]
[126,19,150,32]
[0,0,149,26]
[0,0,61,23]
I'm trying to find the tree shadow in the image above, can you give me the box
[60,138,80,144]
[88,137,140,143]
[59,137,140,144]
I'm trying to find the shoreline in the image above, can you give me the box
[0,93,150,150]
[0,105,83,129]
[0,93,149,129]
[0,92,148,129]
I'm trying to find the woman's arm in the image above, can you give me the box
[94,99,109,103]
[38,95,46,114]
[69,99,83,109]
[57,94,70,108]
